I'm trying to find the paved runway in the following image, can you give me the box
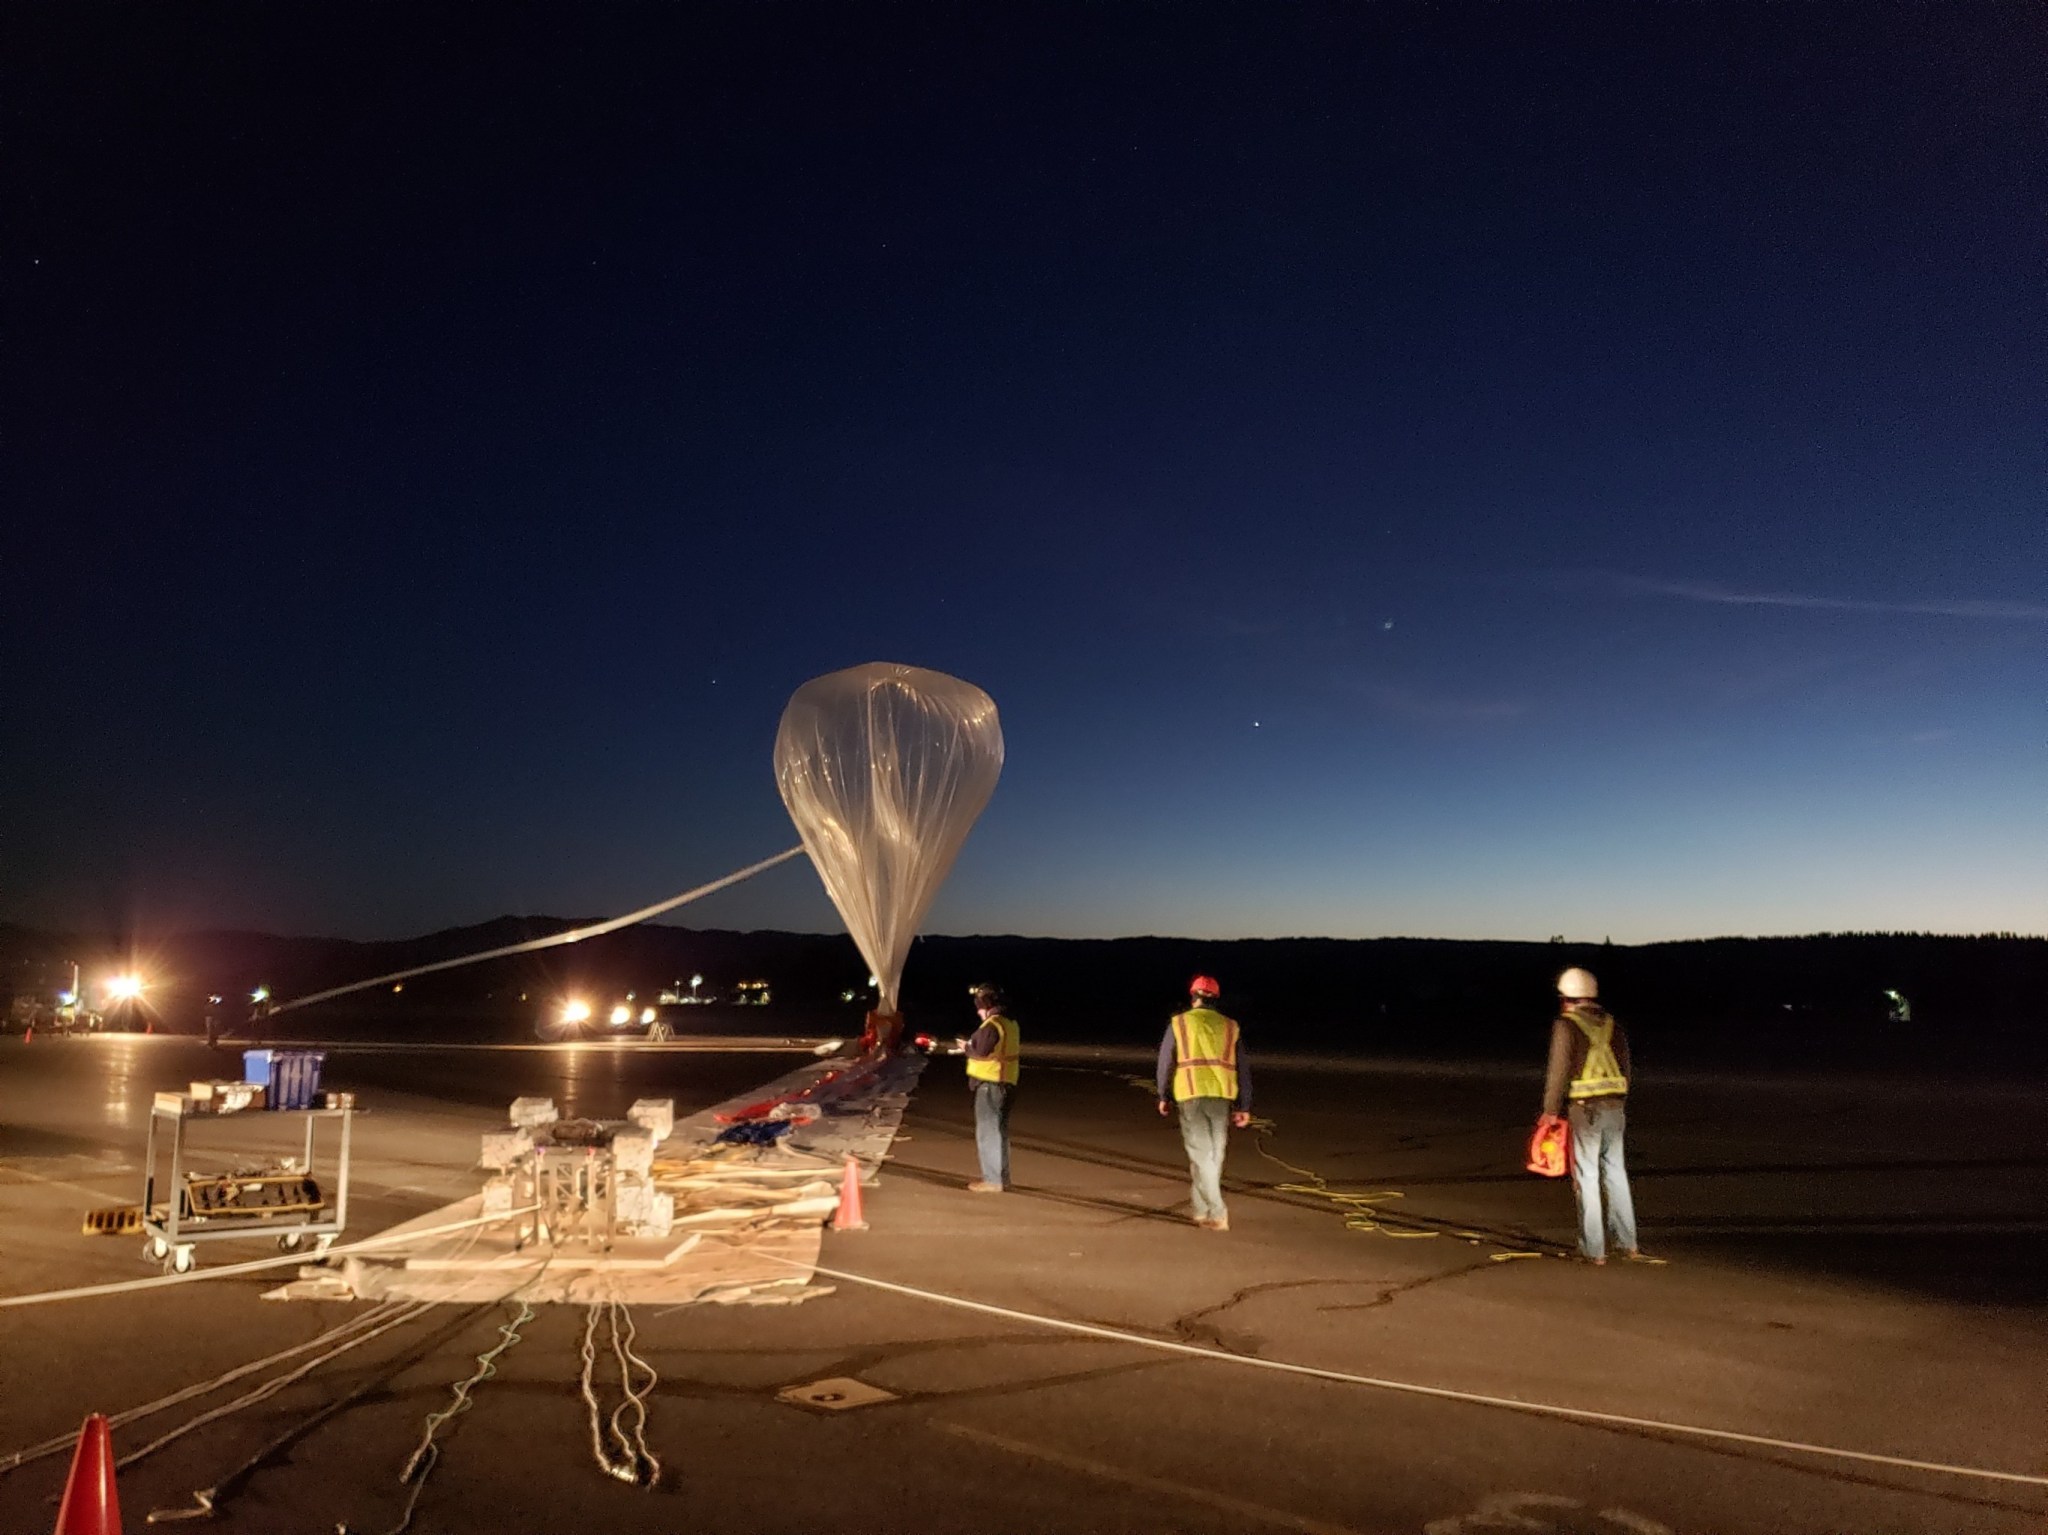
[1,1034,2043,1533]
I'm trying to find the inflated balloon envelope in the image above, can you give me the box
[775,664,1004,1032]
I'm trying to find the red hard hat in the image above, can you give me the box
[1189,975,1221,998]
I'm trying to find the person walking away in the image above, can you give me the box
[1157,975,1252,1230]
[1541,967,1656,1264]
[960,984,1019,1193]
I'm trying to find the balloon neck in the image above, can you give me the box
[861,1010,904,1056]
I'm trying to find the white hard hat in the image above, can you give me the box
[1557,967,1598,1000]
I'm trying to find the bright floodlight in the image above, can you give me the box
[105,974,144,1002]
[561,999,592,1025]
[609,1004,632,1027]
[640,1006,656,1024]
[251,985,271,1004]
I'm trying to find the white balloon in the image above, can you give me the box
[775,664,1003,1013]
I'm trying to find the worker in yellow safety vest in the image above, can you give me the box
[1538,967,1658,1265]
[960,983,1020,1193]
[1155,975,1252,1230]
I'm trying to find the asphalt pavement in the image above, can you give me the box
[1,1033,2043,1534]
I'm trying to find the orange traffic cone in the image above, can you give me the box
[22,1023,32,1042]
[53,1413,121,1535]
[830,1154,867,1232]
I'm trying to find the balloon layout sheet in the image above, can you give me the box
[775,664,1004,1014]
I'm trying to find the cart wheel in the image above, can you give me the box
[278,1231,304,1252]
[171,1246,195,1274]
[315,1234,337,1254]
[149,1236,170,1261]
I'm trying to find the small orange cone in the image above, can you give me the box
[53,1413,121,1535]
[830,1154,867,1232]
[23,1023,33,1042]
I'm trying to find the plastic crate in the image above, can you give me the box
[241,1049,327,1110]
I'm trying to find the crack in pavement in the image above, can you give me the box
[1168,1262,1501,1354]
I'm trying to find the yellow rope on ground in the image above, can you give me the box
[1100,1064,1549,1258]
[1242,1117,1427,1237]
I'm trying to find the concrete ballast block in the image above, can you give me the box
[627,1098,675,1143]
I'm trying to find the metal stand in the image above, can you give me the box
[140,1104,354,1273]
[512,1144,618,1254]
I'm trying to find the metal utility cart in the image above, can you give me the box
[139,1099,354,1273]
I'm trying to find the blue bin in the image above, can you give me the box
[242,1049,327,1110]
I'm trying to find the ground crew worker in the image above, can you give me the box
[960,983,1019,1193]
[1540,967,1655,1264]
[1156,975,1251,1230]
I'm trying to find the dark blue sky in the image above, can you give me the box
[6,4,2041,942]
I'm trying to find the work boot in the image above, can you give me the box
[966,1180,1004,1194]
[1621,1248,1666,1265]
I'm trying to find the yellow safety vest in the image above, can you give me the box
[1566,1007,1628,1099]
[1171,1008,1240,1102]
[965,1014,1020,1085]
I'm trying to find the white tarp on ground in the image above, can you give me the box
[265,1050,926,1307]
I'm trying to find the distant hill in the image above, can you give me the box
[3,921,2041,1071]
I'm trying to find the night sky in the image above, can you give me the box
[6,5,2041,944]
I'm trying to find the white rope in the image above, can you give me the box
[0,1303,411,1476]
[352,1297,539,1535]
[579,1306,635,1484]
[784,1257,2048,1491]
[578,1300,660,1487]
[0,1204,540,1310]
[273,846,805,1015]
[330,1248,557,1535]
[115,1303,435,1472]
[607,1301,660,1485]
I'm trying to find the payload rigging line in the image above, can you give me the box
[272,845,805,1016]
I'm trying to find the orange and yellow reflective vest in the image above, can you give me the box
[1567,1008,1628,1099]
[965,1014,1020,1086]
[1170,1007,1240,1102]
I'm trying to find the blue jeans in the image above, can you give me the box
[1177,1097,1231,1221]
[1569,1097,1638,1259]
[973,1081,1014,1186]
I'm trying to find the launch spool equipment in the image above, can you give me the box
[138,1099,355,1273]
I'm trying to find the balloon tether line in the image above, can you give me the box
[274,846,805,1015]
